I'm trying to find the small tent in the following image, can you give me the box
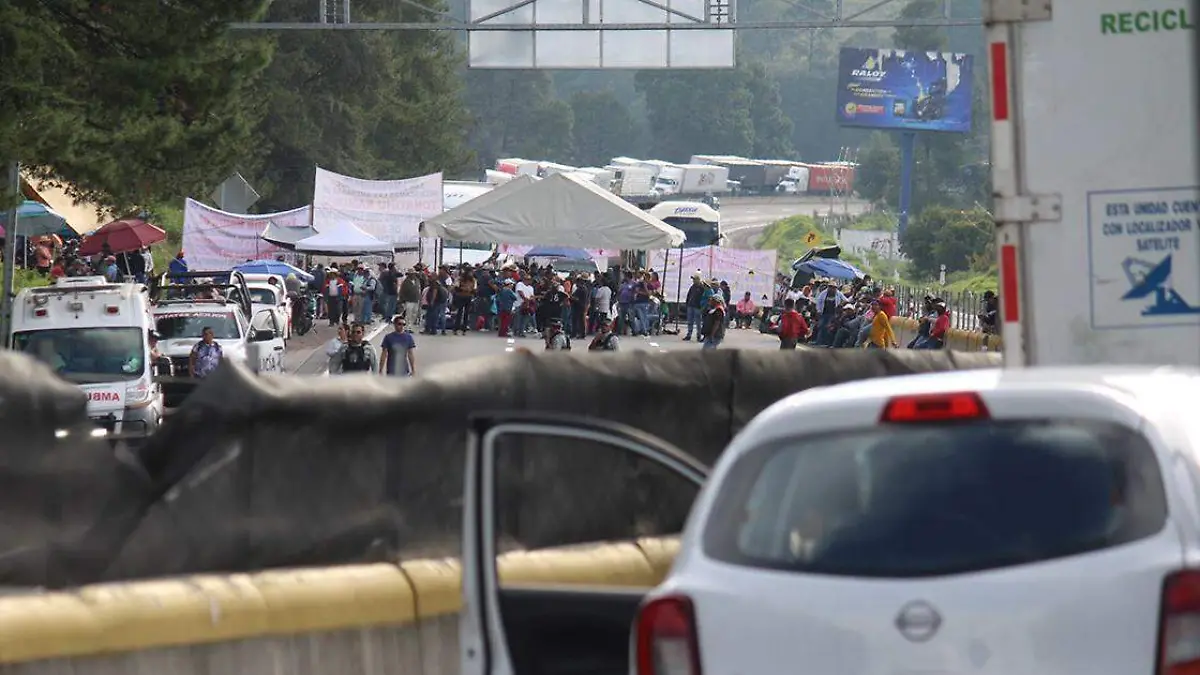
[294,221,392,255]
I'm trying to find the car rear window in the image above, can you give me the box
[702,420,1168,578]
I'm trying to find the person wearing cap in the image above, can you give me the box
[544,317,570,351]
[588,316,619,351]
[927,301,950,349]
[979,290,999,334]
[699,293,726,349]
[682,273,706,341]
[496,278,518,337]
[102,255,120,282]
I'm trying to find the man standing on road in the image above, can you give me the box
[400,269,422,325]
[333,322,377,374]
[379,317,417,377]
[379,263,399,323]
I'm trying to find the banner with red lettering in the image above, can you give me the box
[182,199,311,271]
[312,167,443,249]
[649,246,777,305]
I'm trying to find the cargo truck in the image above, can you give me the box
[607,165,656,197]
[495,158,539,176]
[988,0,1198,367]
[653,164,730,196]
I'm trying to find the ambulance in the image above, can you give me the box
[9,276,163,435]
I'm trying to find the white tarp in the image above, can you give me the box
[312,167,443,249]
[182,199,312,270]
[261,220,317,247]
[421,172,685,250]
[294,220,393,255]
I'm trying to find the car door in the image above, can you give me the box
[250,310,285,373]
[461,412,708,675]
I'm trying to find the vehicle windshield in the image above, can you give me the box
[13,328,146,383]
[703,420,1167,578]
[664,217,720,248]
[248,287,278,305]
[155,312,241,340]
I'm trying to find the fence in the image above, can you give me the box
[889,285,997,334]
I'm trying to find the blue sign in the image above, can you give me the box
[836,48,975,133]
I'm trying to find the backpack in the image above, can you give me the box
[341,343,371,372]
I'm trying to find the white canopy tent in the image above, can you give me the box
[261,220,318,248]
[293,220,392,255]
[421,172,686,250]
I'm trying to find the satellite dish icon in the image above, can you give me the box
[1121,254,1200,316]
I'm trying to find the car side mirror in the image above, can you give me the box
[250,328,277,342]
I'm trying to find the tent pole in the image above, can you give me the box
[674,244,683,330]
[1,161,18,347]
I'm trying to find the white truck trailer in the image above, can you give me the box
[988,0,1198,366]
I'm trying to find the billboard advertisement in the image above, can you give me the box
[836,47,974,133]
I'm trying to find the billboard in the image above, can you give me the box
[836,47,975,133]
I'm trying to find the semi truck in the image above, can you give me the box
[988,0,1198,366]
[652,164,730,197]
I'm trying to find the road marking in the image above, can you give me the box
[648,342,660,348]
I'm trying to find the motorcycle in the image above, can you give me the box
[291,292,316,337]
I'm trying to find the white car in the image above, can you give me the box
[458,367,1200,675]
[246,283,292,340]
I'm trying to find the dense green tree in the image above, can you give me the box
[635,61,793,162]
[0,0,273,210]
[254,0,471,210]
[569,91,641,167]
[742,63,795,158]
[464,70,574,169]
[855,132,900,205]
[900,205,992,276]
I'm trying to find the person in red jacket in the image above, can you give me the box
[929,302,951,349]
[877,287,898,319]
[778,298,809,350]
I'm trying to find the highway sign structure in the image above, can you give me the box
[229,0,982,70]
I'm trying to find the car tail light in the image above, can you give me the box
[34,308,48,318]
[1159,572,1200,674]
[635,596,702,675]
[881,392,989,423]
[105,305,119,314]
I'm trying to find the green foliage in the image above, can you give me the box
[894,0,950,50]
[465,71,574,171]
[635,60,794,162]
[944,268,999,293]
[0,0,273,211]
[569,91,640,167]
[845,210,898,231]
[254,0,471,209]
[900,205,993,278]
[0,265,51,293]
[757,215,837,270]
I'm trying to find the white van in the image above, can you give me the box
[10,276,163,435]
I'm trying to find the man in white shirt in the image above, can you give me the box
[514,276,535,337]
[591,280,612,335]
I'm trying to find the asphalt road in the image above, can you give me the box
[722,195,872,248]
[285,318,781,376]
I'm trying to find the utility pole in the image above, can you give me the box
[1,161,18,348]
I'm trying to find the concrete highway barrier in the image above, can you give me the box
[0,537,678,674]
[891,317,1003,353]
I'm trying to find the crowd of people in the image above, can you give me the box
[4,232,157,283]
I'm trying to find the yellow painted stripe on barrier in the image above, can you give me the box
[0,536,680,665]
[636,537,682,582]
[890,317,1002,352]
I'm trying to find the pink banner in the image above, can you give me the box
[182,199,311,270]
[649,246,777,305]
